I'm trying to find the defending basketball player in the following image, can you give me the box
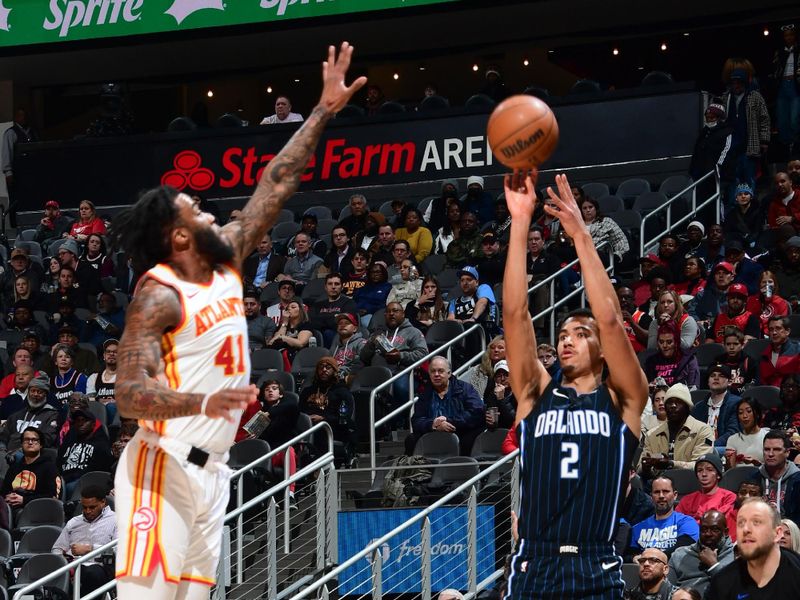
[109,43,366,600]
[502,170,648,599]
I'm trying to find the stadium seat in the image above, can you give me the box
[7,553,69,600]
[741,386,781,410]
[259,282,279,305]
[413,432,460,460]
[425,321,465,353]
[290,347,332,379]
[663,468,700,496]
[658,174,693,202]
[17,229,37,242]
[352,459,395,509]
[632,192,668,216]
[47,238,65,257]
[275,209,296,224]
[167,116,197,132]
[10,524,64,566]
[470,428,509,461]
[596,194,624,215]
[304,205,333,221]
[368,308,387,332]
[75,471,113,496]
[430,456,480,490]
[610,209,643,235]
[569,79,601,95]
[216,112,244,128]
[581,183,610,200]
[720,466,759,493]
[0,528,12,558]
[316,219,338,237]
[251,349,286,375]
[229,438,271,472]
[13,240,42,258]
[419,95,450,112]
[335,104,364,119]
[351,366,393,392]
[300,277,328,304]
[464,94,496,109]
[378,101,406,114]
[256,369,296,393]
[788,314,800,338]
[523,85,550,99]
[436,269,459,291]
[420,254,447,276]
[742,338,770,363]
[637,349,656,368]
[616,178,651,205]
[12,499,64,539]
[270,221,299,243]
[86,401,107,426]
[694,343,724,367]
[417,196,436,217]
[690,389,710,407]
[621,563,640,588]
[641,70,674,86]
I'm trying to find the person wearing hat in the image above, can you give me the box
[676,454,737,525]
[483,359,515,429]
[767,171,800,230]
[679,221,706,259]
[690,102,735,205]
[723,238,764,294]
[330,313,366,384]
[462,175,494,225]
[475,231,506,288]
[242,232,286,289]
[56,236,103,301]
[35,200,72,249]
[641,383,714,474]
[0,372,60,453]
[723,184,763,247]
[691,364,741,446]
[351,212,385,259]
[286,211,327,259]
[632,254,666,305]
[690,261,736,325]
[709,282,761,343]
[0,246,44,308]
[480,65,507,103]
[265,279,307,325]
[772,23,800,149]
[720,62,770,200]
[447,265,497,327]
[445,210,484,268]
[57,392,113,497]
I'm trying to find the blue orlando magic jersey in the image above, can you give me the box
[517,381,637,546]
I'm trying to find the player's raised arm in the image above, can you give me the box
[222,42,367,265]
[544,174,648,434]
[502,169,551,424]
[115,279,256,421]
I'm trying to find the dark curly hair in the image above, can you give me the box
[108,186,179,274]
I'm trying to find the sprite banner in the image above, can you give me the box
[0,0,458,47]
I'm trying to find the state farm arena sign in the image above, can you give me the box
[14,92,701,207]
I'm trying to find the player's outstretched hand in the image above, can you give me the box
[503,169,538,220]
[204,385,259,423]
[544,173,589,239]
[319,42,368,114]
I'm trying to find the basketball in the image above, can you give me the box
[487,95,559,169]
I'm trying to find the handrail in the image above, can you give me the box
[639,169,718,256]
[289,450,519,600]
[375,395,418,430]
[369,323,486,473]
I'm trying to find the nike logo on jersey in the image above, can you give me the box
[601,561,618,571]
[553,388,569,399]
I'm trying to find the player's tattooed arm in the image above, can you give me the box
[221,42,366,265]
[115,279,203,420]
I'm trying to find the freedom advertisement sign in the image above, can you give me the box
[337,505,496,595]
[0,0,458,47]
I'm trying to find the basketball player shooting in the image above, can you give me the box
[501,170,648,599]
[108,43,366,600]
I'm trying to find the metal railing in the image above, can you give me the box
[12,423,336,600]
[289,450,520,600]
[639,169,719,256]
[368,324,486,473]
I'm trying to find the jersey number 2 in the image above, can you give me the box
[215,334,246,376]
[560,442,579,479]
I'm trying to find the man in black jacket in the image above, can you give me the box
[309,273,357,347]
[58,393,113,498]
[0,426,57,513]
[0,373,60,453]
[690,102,735,208]
[773,24,800,150]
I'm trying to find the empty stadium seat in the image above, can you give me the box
[464,94,496,109]
[641,71,674,86]
[10,524,64,566]
[741,386,781,410]
[216,113,244,128]
[632,191,668,216]
[742,338,770,363]
[662,468,700,496]
[0,529,12,558]
[270,221,299,243]
[167,116,197,132]
[419,95,450,112]
[470,428,509,461]
[694,343,724,367]
[420,254,447,276]
[336,104,365,119]
[290,347,332,380]
[430,456,480,490]
[7,553,69,600]
[616,178,651,204]
[581,182,610,200]
[378,101,406,114]
[690,389,710,407]
[412,432,460,460]
[596,194,624,214]
[300,277,328,304]
[304,205,333,221]
[16,229,37,242]
[251,349,286,375]
[569,79,601,95]
[425,321,465,354]
[523,85,550,99]
[12,499,64,539]
[720,466,759,493]
[275,209,296,224]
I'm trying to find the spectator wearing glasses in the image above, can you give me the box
[626,548,676,600]
[0,426,57,511]
[322,226,355,278]
[387,240,413,285]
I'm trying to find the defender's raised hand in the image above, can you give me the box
[503,168,539,221]
[319,42,368,114]
[544,173,588,239]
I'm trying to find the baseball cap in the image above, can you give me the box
[639,253,665,266]
[22,328,40,341]
[493,360,509,374]
[58,324,78,337]
[712,261,734,274]
[278,280,297,290]
[482,232,498,244]
[727,283,749,298]
[726,239,745,253]
[44,200,59,209]
[457,266,479,281]
[705,103,726,119]
[102,338,119,351]
[10,248,28,260]
[335,313,358,326]
[708,364,732,379]
[786,236,800,249]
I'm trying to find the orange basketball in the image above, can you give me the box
[487,95,559,169]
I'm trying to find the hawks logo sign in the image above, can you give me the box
[132,506,157,531]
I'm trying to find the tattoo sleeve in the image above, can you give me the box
[222,105,333,263]
[115,279,203,420]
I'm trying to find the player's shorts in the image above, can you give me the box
[503,540,624,600]
[115,429,232,586]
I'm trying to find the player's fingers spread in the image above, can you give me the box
[347,76,368,94]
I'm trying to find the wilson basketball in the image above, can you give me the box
[487,95,559,169]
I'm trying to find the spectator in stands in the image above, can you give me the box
[22,329,49,373]
[679,222,706,261]
[0,364,34,418]
[287,212,327,258]
[0,347,33,398]
[50,344,89,406]
[723,184,762,248]
[406,356,485,456]
[754,430,800,521]
[627,548,677,598]
[34,199,72,249]
[448,266,496,328]
[763,375,800,431]
[59,238,102,302]
[692,365,740,445]
[83,291,124,348]
[52,484,117,595]
[692,261,735,326]
[773,24,800,150]
[80,233,114,278]
[360,301,427,402]
[354,262,391,326]
[656,233,683,284]
[460,336,505,398]
[6,300,46,343]
[243,233,285,289]
[363,84,384,116]
[323,226,355,278]
[446,210,483,268]
[110,421,137,477]
[690,103,735,203]
[617,284,649,352]
[259,95,303,125]
[338,193,369,237]
[371,223,396,265]
[300,356,357,465]
[12,275,44,312]
[640,383,713,473]
[647,290,698,351]
[114,254,139,299]
[484,360,515,429]
[725,239,764,294]
[668,509,735,596]
[766,171,800,230]
[714,326,756,394]
[725,398,768,467]
[395,207,432,263]
[772,235,800,299]
[267,297,313,366]
[387,259,422,308]
[644,323,700,389]
[629,476,699,557]
[643,381,668,434]
[331,313,365,384]
[58,392,113,496]
[676,454,736,525]
[342,249,369,297]
[709,283,761,343]
[721,64,771,201]
[462,176,493,225]
[86,339,118,426]
[580,195,629,261]
[386,240,413,285]
[48,298,86,343]
[244,289,276,351]
[278,232,324,287]
[405,275,448,335]
[266,280,299,324]
[758,315,800,386]
[637,266,670,318]
[67,200,107,242]
[697,223,725,265]
[1,426,56,512]
[425,179,460,234]
[351,212,384,257]
[780,518,800,552]
[1,247,43,308]
[47,325,101,376]
[310,273,357,347]
[674,256,707,298]
[0,372,59,451]
[747,270,790,336]
[480,65,507,102]
[476,231,506,288]
[526,226,559,334]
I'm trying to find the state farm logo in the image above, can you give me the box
[161,150,215,192]
[132,506,157,531]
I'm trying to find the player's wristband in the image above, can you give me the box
[200,393,211,416]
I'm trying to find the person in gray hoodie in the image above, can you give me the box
[751,429,800,522]
[668,509,735,596]
[331,313,366,384]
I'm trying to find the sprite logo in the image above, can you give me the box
[165,0,225,25]
[43,0,144,38]
[260,0,334,18]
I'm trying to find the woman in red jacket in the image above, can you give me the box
[746,270,790,336]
